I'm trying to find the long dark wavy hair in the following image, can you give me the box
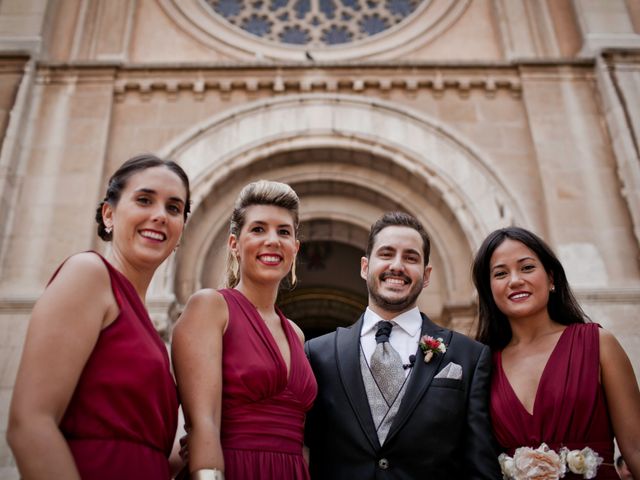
[472,227,588,350]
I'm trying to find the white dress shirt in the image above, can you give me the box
[360,306,422,377]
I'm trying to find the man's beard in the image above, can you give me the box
[368,272,423,313]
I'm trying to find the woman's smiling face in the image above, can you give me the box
[489,238,554,324]
[230,204,299,286]
[103,166,187,268]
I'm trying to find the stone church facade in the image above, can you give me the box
[0,0,639,475]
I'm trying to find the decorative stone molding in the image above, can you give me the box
[0,296,37,313]
[0,37,42,56]
[575,287,640,304]
[32,60,598,102]
[35,62,119,86]
[102,62,537,101]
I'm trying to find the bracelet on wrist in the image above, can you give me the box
[191,468,224,480]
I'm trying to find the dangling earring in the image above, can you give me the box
[289,257,297,287]
[105,225,112,234]
[173,243,180,253]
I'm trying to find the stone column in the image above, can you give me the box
[72,0,136,61]
[0,56,32,275]
[520,63,636,273]
[492,0,561,59]
[0,65,116,295]
[595,51,640,253]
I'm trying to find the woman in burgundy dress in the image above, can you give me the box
[472,227,640,479]
[7,154,190,479]
[173,180,317,480]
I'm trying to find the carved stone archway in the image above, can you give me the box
[147,94,527,336]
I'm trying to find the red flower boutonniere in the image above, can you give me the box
[419,335,447,363]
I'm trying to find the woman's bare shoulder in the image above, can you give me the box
[174,289,228,333]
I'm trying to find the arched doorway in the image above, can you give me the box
[165,145,489,337]
[149,94,525,337]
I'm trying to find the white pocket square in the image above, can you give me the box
[434,362,463,380]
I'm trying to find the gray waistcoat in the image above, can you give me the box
[360,348,412,444]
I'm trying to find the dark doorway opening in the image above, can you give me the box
[279,240,367,339]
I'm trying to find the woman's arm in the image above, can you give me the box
[7,253,117,479]
[172,289,228,473]
[600,328,640,477]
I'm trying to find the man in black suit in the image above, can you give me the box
[304,212,501,479]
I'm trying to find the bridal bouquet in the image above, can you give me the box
[498,443,603,480]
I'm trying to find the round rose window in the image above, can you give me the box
[204,0,426,47]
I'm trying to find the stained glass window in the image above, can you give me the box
[242,14,272,36]
[205,0,424,46]
[216,0,243,17]
[360,14,387,35]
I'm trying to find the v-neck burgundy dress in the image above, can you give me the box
[491,323,617,478]
[219,288,317,480]
[59,253,178,479]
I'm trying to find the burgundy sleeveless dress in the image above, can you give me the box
[219,288,317,480]
[491,323,617,479]
[59,253,179,479]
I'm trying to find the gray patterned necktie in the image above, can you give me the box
[370,320,405,405]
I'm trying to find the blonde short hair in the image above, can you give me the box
[224,180,299,288]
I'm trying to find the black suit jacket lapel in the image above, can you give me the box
[385,313,453,443]
[335,315,381,451]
